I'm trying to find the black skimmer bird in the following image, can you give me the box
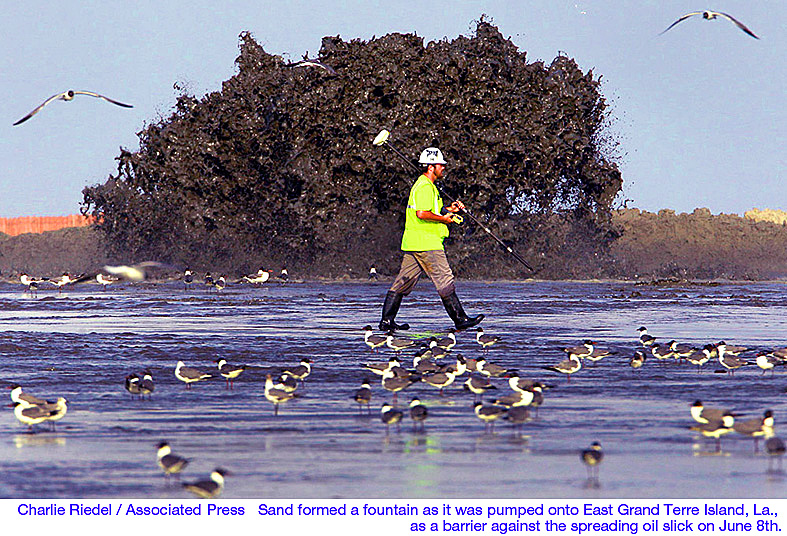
[765,436,786,472]
[475,328,500,352]
[282,358,312,386]
[243,269,272,285]
[381,369,418,403]
[139,371,155,398]
[274,374,299,393]
[380,403,403,434]
[175,361,212,389]
[542,355,582,382]
[421,370,456,395]
[364,356,401,377]
[264,374,296,415]
[756,352,783,376]
[630,350,646,369]
[563,340,594,360]
[96,273,118,290]
[368,265,378,281]
[637,326,657,347]
[11,402,58,432]
[464,375,496,403]
[278,268,289,282]
[476,356,507,378]
[182,468,230,498]
[473,402,507,433]
[409,397,428,432]
[386,333,415,353]
[125,374,142,398]
[363,326,388,352]
[690,412,735,452]
[353,380,372,414]
[733,410,774,453]
[581,442,604,480]
[204,272,215,288]
[660,10,759,39]
[103,262,167,282]
[13,89,133,126]
[156,441,190,480]
[182,269,194,291]
[20,273,47,296]
[215,358,246,389]
[717,342,749,375]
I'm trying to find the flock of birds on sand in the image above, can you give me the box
[15,265,290,296]
[8,313,787,495]
[9,11,759,126]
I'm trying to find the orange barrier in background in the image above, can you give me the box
[0,214,95,236]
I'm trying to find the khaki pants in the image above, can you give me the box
[389,250,456,298]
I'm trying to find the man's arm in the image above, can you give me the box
[415,210,454,224]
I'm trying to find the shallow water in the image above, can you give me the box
[1,279,787,498]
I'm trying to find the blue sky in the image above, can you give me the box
[1,1,783,217]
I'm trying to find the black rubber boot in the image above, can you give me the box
[379,291,410,331]
[441,292,484,330]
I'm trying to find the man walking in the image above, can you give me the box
[379,147,484,332]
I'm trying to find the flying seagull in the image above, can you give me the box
[660,11,759,39]
[14,90,133,126]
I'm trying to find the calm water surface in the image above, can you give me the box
[1,280,787,498]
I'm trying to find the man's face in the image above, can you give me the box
[433,163,445,178]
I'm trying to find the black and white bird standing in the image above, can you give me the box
[125,374,142,398]
[264,374,297,415]
[409,397,428,432]
[353,380,372,414]
[660,11,759,39]
[363,326,388,352]
[473,402,507,434]
[282,358,312,387]
[380,403,403,434]
[182,468,230,498]
[215,358,246,390]
[175,361,212,389]
[156,441,190,481]
[581,442,604,481]
[13,90,133,126]
[475,327,500,352]
[139,370,155,399]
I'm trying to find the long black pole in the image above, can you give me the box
[376,134,533,272]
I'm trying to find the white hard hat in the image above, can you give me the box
[419,147,447,165]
